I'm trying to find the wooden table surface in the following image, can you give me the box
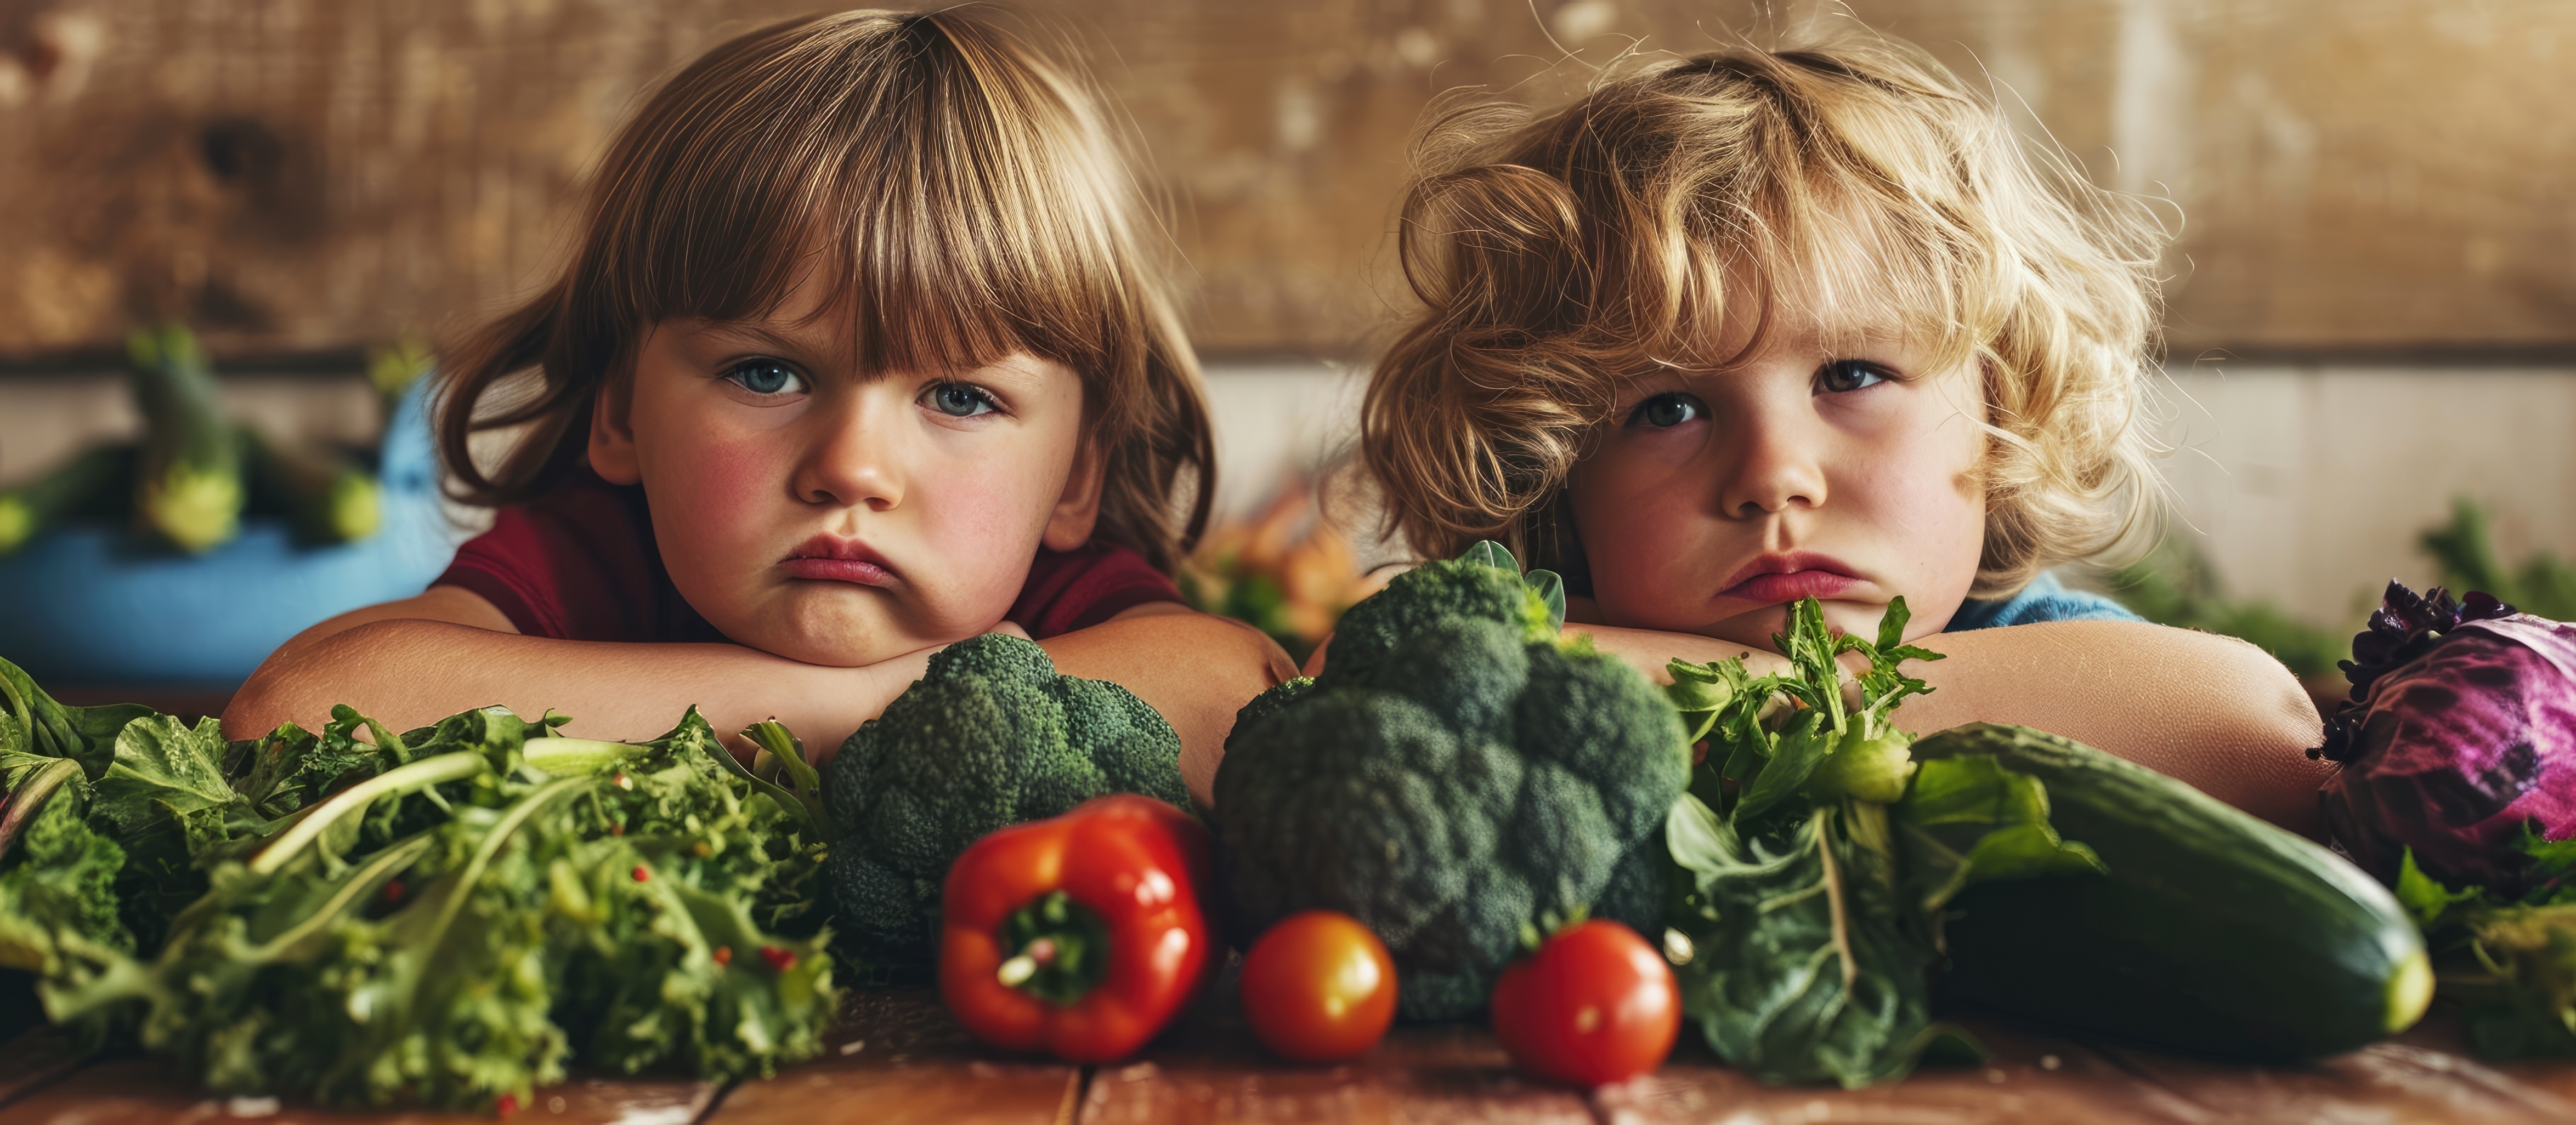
[5,990,2573,1125]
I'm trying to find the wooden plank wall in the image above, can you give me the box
[1,0,2570,362]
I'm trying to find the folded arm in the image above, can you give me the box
[220,586,935,754]
[225,588,1294,810]
[1564,617,2333,838]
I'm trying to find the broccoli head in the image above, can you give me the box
[823,634,1188,971]
[1214,547,1689,1020]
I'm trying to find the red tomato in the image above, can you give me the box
[1490,919,1679,1086]
[1239,910,1399,1061]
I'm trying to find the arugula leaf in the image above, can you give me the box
[2388,835,2576,1060]
[1893,756,2105,917]
[1659,596,2094,1087]
[2394,849,2483,929]
[1453,539,1568,633]
[1666,795,1948,1087]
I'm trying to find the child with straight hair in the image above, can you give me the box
[1358,34,2329,832]
[225,9,1292,806]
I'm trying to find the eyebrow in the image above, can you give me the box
[688,320,822,357]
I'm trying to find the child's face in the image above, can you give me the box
[1566,324,1988,650]
[591,277,1102,667]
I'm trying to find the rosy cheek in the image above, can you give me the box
[1572,457,1709,624]
[643,428,783,584]
[909,466,1049,614]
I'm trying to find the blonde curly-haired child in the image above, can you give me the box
[1355,35,2326,832]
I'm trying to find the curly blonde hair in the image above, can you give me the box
[1362,32,2169,598]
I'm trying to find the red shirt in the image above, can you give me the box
[432,469,1182,643]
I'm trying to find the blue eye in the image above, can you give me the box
[1628,392,1704,428]
[726,359,805,396]
[925,382,997,418]
[1816,360,1890,394]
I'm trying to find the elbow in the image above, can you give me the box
[222,660,297,742]
[219,618,410,741]
[1172,612,1297,813]
[222,635,335,741]
[2204,635,2335,839]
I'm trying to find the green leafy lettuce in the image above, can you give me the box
[2394,831,2576,1060]
[0,658,836,1111]
[1661,597,2101,1087]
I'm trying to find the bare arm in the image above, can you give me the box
[222,586,935,753]
[1564,618,2332,838]
[227,589,1294,810]
[1037,602,1300,810]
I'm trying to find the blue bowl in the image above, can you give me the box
[0,380,464,688]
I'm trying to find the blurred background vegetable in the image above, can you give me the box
[1180,477,1386,666]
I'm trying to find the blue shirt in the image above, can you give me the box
[1944,571,2142,631]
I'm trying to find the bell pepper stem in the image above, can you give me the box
[997,890,1111,1006]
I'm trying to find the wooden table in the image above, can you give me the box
[6,991,2573,1125]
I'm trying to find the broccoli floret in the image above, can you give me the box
[823,634,1188,969]
[1214,549,1689,1020]
[1321,560,1554,688]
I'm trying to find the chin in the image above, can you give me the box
[723,612,925,668]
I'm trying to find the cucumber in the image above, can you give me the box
[0,443,135,555]
[127,326,244,554]
[1913,723,2430,1060]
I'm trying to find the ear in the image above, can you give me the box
[587,374,642,485]
[1041,438,1108,552]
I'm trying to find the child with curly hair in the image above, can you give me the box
[1357,35,2327,832]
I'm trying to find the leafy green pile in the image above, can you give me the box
[1661,599,2102,1087]
[2396,835,2576,1060]
[0,657,834,1111]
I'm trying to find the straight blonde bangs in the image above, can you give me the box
[1365,34,2170,596]
[439,8,1213,571]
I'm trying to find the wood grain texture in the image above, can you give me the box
[1074,1013,1594,1124]
[0,1028,87,1111]
[9,1001,2576,1124]
[1596,1019,2197,1125]
[0,1057,711,1125]
[0,1,2569,362]
[705,988,1080,1125]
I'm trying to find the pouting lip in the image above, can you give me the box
[782,534,896,573]
[1715,552,1861,599]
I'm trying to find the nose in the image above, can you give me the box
[1715,395,1827,518]
[792,390,905,511]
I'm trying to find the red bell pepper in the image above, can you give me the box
[938,794,1214,1062]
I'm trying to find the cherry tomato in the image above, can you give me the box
[1239,910,1399,1061]
[1490,919,1679,1086]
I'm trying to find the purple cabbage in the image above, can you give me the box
[2316,581,2576,893]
